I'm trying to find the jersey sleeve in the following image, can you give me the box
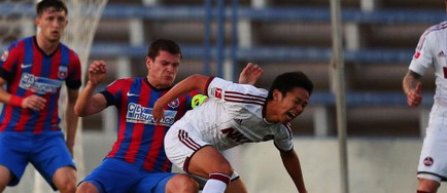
[100,79,126,107]
[65,51,82,89]
[273,123,294,152]
[0,42,20,81]
[409,27,436,76]
[205,77,267,106]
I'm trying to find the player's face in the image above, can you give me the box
[35,8,68,43]
[146,50,181,89]
[271,87,309,123]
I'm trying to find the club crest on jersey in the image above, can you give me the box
[58,66,68,79]
[414,51,421,59]
[211,87,222,99]
[1,51,8,62]
[168,98,180,109]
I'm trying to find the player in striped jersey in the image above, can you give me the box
[0,0,80,193]
[153,71,313,193]
[403,1,447,193]
[74,39,263,193]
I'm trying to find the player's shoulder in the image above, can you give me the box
[421,21,447,37]
[5,36,31,51]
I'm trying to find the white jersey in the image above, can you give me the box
[178,77,293,151]
[409,21,447,105]
[410,21,447,181]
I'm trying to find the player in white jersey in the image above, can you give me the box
[153,71,312,193]
[403,2,447,192]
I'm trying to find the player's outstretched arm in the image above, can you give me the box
[238,63,263,85]
[280,150,308,193]
[153,74,210,122]
[74,60,108,116]
[402,70,423,107]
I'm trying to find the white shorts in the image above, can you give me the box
[164,120,240,182]
[164,120,209,172]
[417,106,447,182]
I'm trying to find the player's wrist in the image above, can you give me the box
[9,95,24,107]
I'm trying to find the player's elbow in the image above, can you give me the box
[74,104,87,117]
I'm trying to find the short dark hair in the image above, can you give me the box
[267,71,314,100]
[36,0,68,16]
[147,39,182,60]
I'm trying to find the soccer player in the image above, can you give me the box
[0,0,80,193]
[74,39,263,193]
[403,1,447,193]
[152,71,312,193]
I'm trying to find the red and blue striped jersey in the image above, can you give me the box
[0,36,81,133]
[101,77,197,172]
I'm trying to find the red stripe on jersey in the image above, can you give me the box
[224,91,265,106]
[124,124,144,163]
[108,87,131,157]
[124,81,151,163]
[16,43,44,132]
[161,158,171,172]
[143,124,165,170]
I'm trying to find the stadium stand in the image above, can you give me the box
[0,0,445,137]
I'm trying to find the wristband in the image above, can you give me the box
[9,95,24,107]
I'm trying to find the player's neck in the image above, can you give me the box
[264,101,280,123]
[36,34,59,55]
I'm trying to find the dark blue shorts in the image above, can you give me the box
[81,158,174,193]
[0,131,76,190]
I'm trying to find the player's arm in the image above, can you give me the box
[238,63,263,85]
[74,60,108,117]
[402,70,423,107]
[65,88,79,155]
[280,150,307,193]
[153,74,210,122]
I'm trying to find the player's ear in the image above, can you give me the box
[272,89,281,101]
[145,56,152,70]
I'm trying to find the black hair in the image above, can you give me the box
[267,71,314,100]
[147,39,182,60]
[36,0,68,16]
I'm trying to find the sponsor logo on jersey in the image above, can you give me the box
[58,66,68,79]
[1,51,8,62]
[126,102,177,126]
[234,118,243,125]
[168,98,179,109]
[221,128,252,143]
[423,156,434,167]
[19,73,62,94]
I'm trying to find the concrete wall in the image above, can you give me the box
[4,133,447,193]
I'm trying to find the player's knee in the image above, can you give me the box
[167,175,199,193]
[76,182,98,193]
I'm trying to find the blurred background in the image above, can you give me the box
[1,0,447,192]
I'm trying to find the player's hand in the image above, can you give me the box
[22,95,47,111]
[238,63,263,85]
[407,83,422,107]
[88,60,107,86]
[152,102,164,124]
